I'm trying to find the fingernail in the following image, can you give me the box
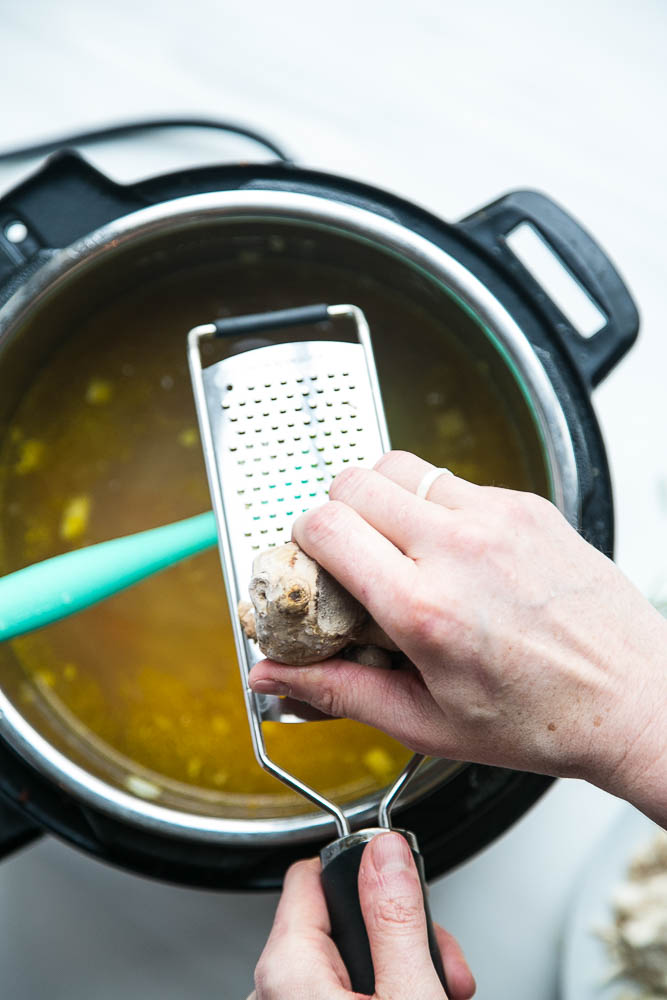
[252,678,291,697]
[372,833,412,874]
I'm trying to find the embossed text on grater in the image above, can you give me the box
[201,340,387,595]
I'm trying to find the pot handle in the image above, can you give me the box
[0,793,41,859]
[458,190,639,387]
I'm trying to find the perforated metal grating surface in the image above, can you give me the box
[202,340,388,598]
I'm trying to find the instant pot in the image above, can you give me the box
[0,145,638,889]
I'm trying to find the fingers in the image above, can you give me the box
[271,857,331,937]
[272,696,337,722]
[292,500,416,625]
[254,858,350,997]
[328,466,445,557]
[249,658,444,753]
[374,450,482,509]
[292,452,479,624]
[434,926,477,1000]
[358,833,448,998]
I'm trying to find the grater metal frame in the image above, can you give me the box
[188,303,423,837]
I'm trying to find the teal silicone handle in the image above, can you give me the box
[0,511,218,642]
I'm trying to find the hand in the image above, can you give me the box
[249,831,475,1000]
[250,451,667,824]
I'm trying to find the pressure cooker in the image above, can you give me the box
[0,146,638,889]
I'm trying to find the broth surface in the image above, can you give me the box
[0,252,545,810]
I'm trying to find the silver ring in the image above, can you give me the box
[416,467,453,500]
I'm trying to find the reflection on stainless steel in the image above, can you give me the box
[379,753,426,829]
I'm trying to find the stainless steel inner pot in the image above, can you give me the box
[0,190,579,846]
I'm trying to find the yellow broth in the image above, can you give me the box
[0,253,546,812]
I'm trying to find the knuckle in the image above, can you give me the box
[297,500,347,548]
[254,932,307,997]
[329,464,370,503]
[373,449,413,475]
[373,888,424,932]
[254,967,292,999]
[255,963,305,1000]
[253,950,279,995]
[282,858,310,891]
[312,683,346,719]
[457,524,488,558]
[404,588,442,646]
[498,488,552,525]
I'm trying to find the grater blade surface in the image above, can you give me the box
[189,305,390,726]
[202,339,388,601]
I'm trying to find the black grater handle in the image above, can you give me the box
[213,304,330,338]
[320,829,448,996]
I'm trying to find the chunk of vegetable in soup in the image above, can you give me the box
[0,257,544,810]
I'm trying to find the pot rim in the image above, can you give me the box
[0,189,579,844]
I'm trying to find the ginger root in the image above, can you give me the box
[238,541,395,665]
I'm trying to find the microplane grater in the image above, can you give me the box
[188,300,421,824]
[188,303,391,726]
[188,303,441,992]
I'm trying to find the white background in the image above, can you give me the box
[1,1,666,997]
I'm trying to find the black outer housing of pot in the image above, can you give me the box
[0,152,638,889]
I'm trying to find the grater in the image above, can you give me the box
[188,303,447,995]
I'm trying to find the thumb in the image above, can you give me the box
[359,832,447,999]
[248,658,440,750]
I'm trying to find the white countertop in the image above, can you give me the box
[1,1,666,996]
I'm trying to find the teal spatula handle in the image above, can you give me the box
[0,511,218,642]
